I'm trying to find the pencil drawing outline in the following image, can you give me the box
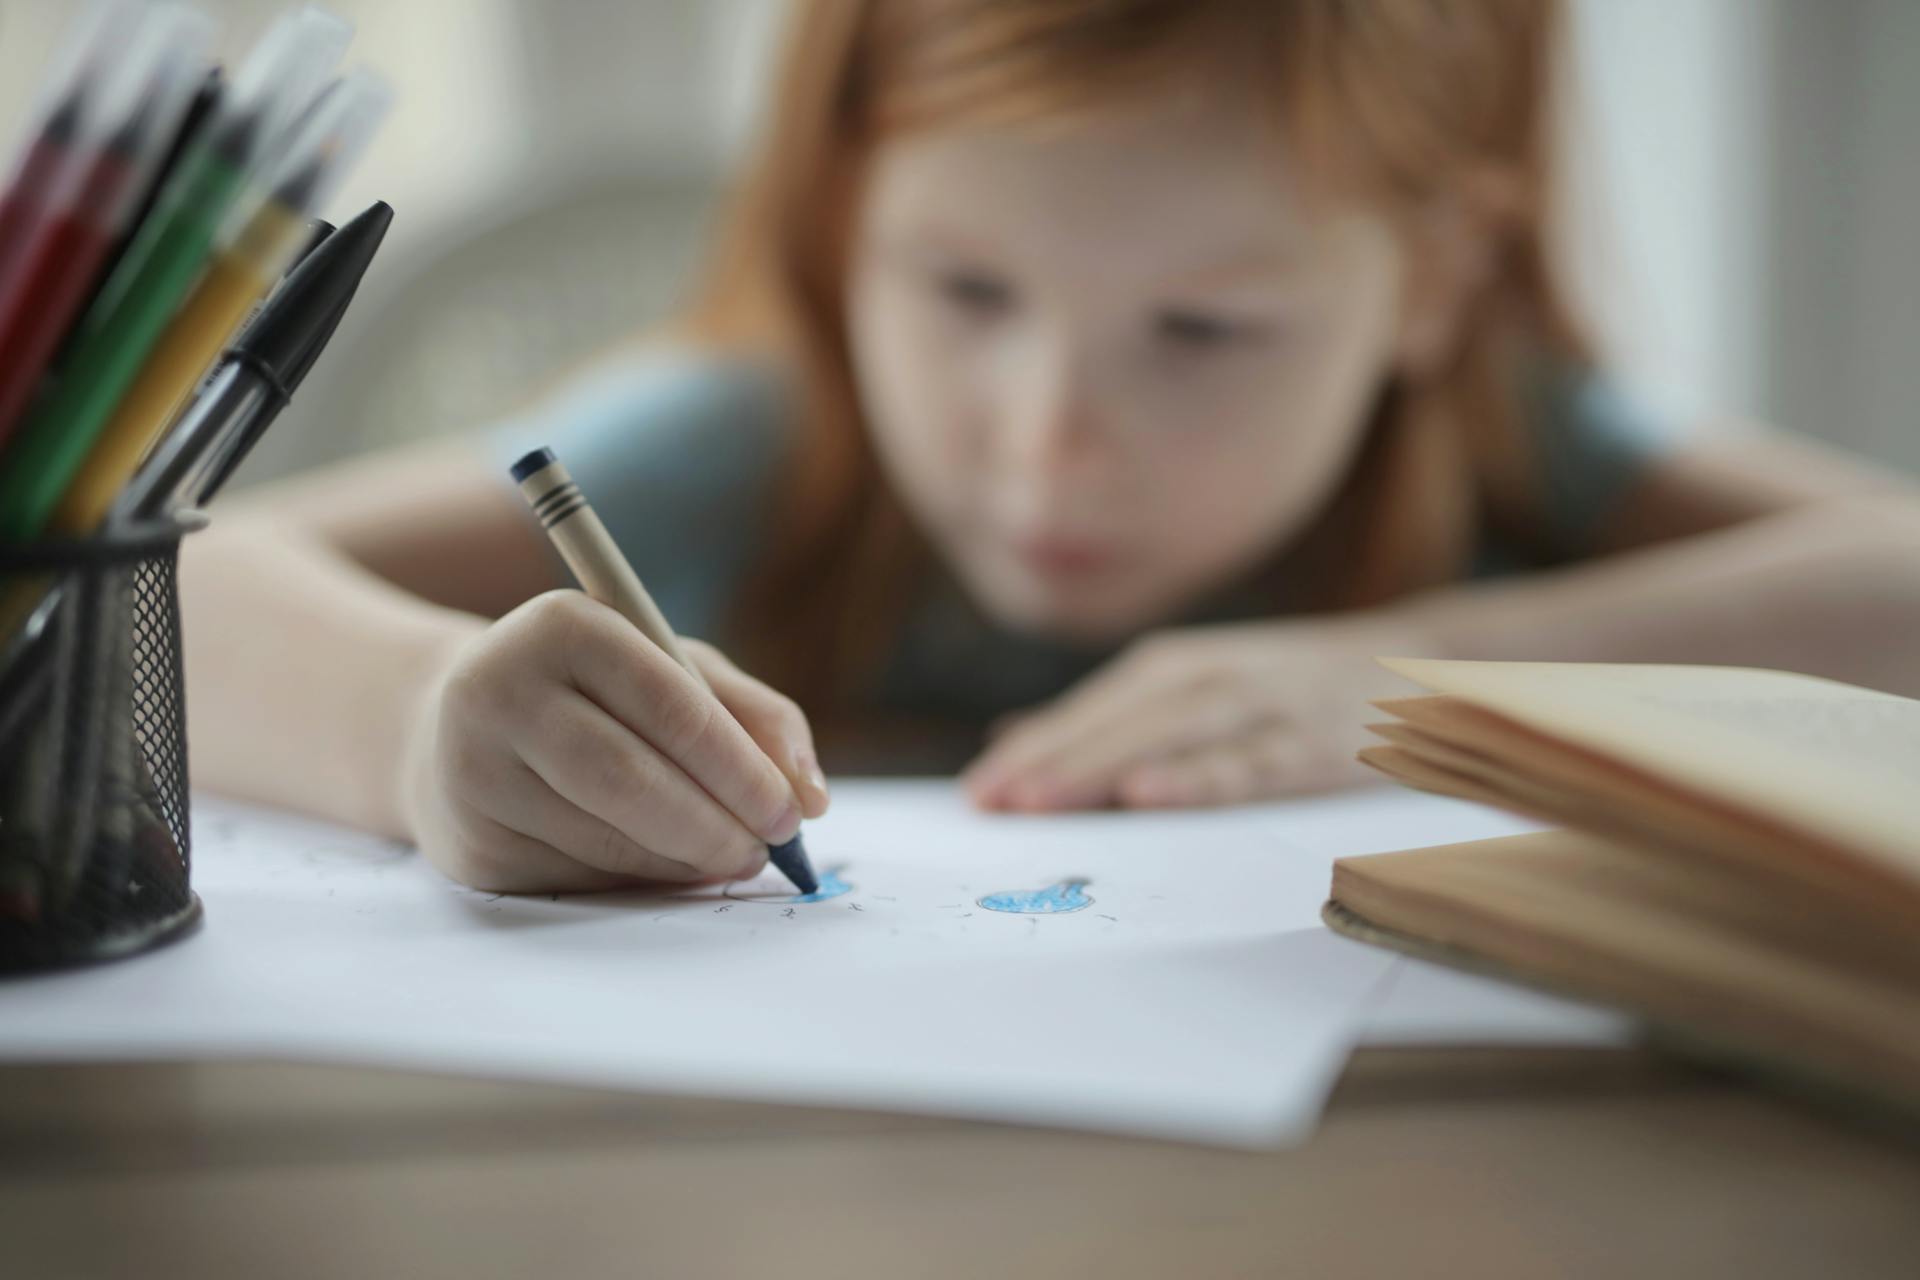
[724,865,855,906]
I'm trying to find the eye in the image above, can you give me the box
[936,268,1014,317]
[1155,309,1266,351]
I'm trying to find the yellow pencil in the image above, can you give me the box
[48,70,391,533]
[47,197,306,533]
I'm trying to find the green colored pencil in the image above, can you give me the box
[0,119,251,542]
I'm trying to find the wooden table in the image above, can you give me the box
[5,1047,1918,1278]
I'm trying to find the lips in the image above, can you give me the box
[1011,534,1123,577]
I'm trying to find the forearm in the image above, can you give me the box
[178,514,486,838]
[1403,498,1920,695]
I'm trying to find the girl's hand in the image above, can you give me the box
[401,590,831,893]
[961,616,1433,812]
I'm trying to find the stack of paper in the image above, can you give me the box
[0,780,1612,1145]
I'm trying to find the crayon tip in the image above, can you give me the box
[767,834,819,896]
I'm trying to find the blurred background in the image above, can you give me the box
[0,0,1915,483]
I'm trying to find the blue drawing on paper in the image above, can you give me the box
[977,880,1093,915]
[726,866,854,905]
[791,868,853,903]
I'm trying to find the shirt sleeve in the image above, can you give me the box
[490,349,789,639]
[1524,359,1676,554]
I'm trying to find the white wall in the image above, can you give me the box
[1563,0,1773,428]
[1761,0,1920,465]
[1569,0,1920,465]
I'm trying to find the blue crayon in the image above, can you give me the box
[767,835,820,897]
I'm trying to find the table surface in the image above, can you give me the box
[5,1046,1919,1278]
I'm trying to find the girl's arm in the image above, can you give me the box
[179,438,829,888]
[964,431,1920,810]
[178,438,548,836]
[1417,432,1920,690]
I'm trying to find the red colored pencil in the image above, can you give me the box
[0,122,139,451]
[0,91,85,312]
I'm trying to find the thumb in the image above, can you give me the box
[687,641,830,819]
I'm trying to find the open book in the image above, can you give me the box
[1325,659,1920,1118]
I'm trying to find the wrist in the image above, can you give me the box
[1353,592,1466,663]
[1374,583,1474,656]
[385,620,483,842]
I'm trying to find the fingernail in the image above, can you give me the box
[788,749,829,818]
[799,751,829,803]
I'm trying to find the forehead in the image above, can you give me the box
[861,95,1313,271]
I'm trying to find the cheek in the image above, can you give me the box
[1130,335,1393,580]
[1139,424,1314,570]
[846,271,980,515]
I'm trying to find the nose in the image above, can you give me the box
[992,335,1107,492]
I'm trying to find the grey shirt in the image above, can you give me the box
[495,348,1671,721]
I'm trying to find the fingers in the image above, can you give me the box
[486,760,729,884]
[549,595,802,845]
[429,810,636,895]
[690,641,830,819]
[963,645,1186,798]
[965,645,1250,810]
[1115,730,1350,809]
[515,687,769,880]
[973,686,1268,811]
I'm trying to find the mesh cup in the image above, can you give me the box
[0,518,204,973]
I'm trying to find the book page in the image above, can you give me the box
[1379,659,1920,884]
[1628,693,1920,775]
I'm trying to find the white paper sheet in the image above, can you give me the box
[1358,958,1636,1048]
[0,780,1541,1145]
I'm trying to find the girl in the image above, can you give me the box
[183,0,1920,893]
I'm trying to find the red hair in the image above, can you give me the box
[685,0,1588,715]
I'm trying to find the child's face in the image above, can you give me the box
[848,93,1410,643]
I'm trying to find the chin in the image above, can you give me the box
[964,568,1159,648]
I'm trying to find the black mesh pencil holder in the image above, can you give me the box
[0,516,206,973]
